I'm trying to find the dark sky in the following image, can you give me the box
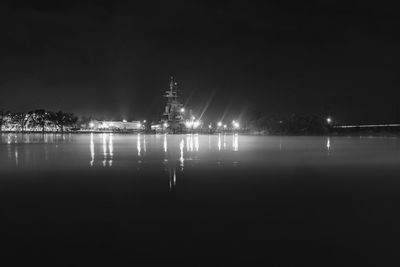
[1,1,399,124]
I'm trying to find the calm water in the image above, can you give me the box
[1,134,400,265]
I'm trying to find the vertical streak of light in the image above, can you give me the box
[186,135,190,152]
[169,169,172,191]
[173,168,176,187]
[180,138,185,170]
[326,137,331,155]
[163,134,168,162]
[137,134,141,157]
[143,135,147,154]
[190,135,194,152]
[194,134,199,152]
[90,133,94,166]
[232,133,239,151]
[223,134,226,150]
[208,135,211,150]
[102,133,107,167]
[163,134,168,153]
[15,148,18,166]
[218,134,221,151]
[7,137,12,161]
[108,133,113,167]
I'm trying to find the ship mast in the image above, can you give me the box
[162,76,184,131]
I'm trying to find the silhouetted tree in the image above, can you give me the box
[49,111,78,132]
[249,112,329,135]
[11,111,33,132]
[0,109,10,132]
[31,109,50,133]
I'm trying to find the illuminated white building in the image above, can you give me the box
[89,120,142,131]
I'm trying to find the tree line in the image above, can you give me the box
[247,112,332,135]
[0,109,78,133]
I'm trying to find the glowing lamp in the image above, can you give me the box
[185,121,193,128]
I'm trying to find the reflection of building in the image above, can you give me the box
[89,120,141,131]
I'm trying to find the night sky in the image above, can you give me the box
[1,1,399,124]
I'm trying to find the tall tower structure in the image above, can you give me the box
[162,76,185,132]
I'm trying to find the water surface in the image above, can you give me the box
[1,134,400,265]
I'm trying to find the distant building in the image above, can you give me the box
[89,120,142,131]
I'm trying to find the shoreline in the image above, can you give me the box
[1,130,400,138]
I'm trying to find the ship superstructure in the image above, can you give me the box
[161,77,185,132]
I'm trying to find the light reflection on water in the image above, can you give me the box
[90,133,94,166]
[137,134,141,157]
[3,134,400,188]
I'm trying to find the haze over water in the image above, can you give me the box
[1,134,400,265]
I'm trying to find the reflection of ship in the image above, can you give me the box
[153,77,186,133]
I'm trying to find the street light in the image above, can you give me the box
[217,121,222,127]
[180,108,185,113]
[326,117,332,124]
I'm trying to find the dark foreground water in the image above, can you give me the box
[1,133,400,266]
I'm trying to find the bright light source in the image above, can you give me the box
[89,122,94,128]
[185,120,193,128]
[208,124,212,129]
[217,121,222,127]
[180,108,185,113]
[223,124,227,129]
[122,119,127,123]
[193,120,200,128]
[233,122,240,128]
[163,122,168,128]
[326,117,332,124]
[138,123,142,128]
[143,120,147,123]
[191,116,195,120]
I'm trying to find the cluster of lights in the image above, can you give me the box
[185,116,201,129]
[232,120,240,128]
[216,120,239,129]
